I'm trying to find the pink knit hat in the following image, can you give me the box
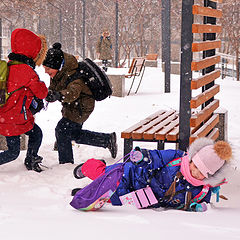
[192,141,232,178]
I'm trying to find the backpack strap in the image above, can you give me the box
[65,69,93,99]
[7,61,25,95]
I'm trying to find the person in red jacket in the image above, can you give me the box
[0,28,48,172]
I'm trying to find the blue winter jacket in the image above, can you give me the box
[107,149,211,209]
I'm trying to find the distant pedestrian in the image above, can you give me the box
[96,29,112,71]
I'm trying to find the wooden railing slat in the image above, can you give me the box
[190,114,219,142]
[191,84,220,108]
[191,70,221,89]
[209,0,222,3]
[192,40,221,52]
[190,99,219,127]
[191,55,221,71]
[192,24,222,34]
[192,5,222,18]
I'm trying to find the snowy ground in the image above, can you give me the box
[0,65,240,240]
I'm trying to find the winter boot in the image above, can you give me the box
[107,132,118,159]
[73,163,86,179]
[73,160,106,179]
[102,66,108,72]
[53,141,58,151]
[24,155,43,173]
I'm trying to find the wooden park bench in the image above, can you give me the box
[121,0,223,155]
[146,53,158,61]
[125,57,146,95]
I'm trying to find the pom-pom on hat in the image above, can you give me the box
[43,42,64,70]
[192,140,232,178]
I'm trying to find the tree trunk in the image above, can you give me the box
[236,49,239,81]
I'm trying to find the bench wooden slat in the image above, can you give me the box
[190,99,219,127]
[132,111,176,139]
[192,24,222,34]
[191,70,221,89]
[126,58,137,75]
[192,5,222,18]
[125,57,145,77]
[190,114,219,142]
[191,84,220,108]
[154,118,179,140]
[191,55,220,71]
[121,110,166,138]
[143,113,178,140]
[192,40,221,52]
[146,54,158,60]
[135,58,145,74]
[166,126,179,141]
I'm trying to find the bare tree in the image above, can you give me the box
[221,0,240,80]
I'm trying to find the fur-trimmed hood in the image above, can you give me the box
[10,28,47,66]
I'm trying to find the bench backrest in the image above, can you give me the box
[127,57,145,75]
[179,0,222,151]
[146,54,158,61]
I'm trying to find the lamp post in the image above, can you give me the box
[48,1,62,43]
[161,0,171,93]
[82,0,86,59]
[0,18,2,59]
[115,0,119,68]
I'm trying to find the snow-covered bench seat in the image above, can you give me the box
[121,110,179,156]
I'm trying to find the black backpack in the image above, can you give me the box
[67,58,112,101]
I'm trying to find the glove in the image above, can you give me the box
[211,186,220,202]
[45,90,62,102]
[189,202,207,212]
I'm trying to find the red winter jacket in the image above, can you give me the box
[0,28,48,136]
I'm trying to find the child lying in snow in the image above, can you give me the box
[72,137,232,211]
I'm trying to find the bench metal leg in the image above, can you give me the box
[157,141,164,150]
[124,138,133,157]
[127,75,136,96]
[135,65,146,94]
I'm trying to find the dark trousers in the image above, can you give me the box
[0,123,42,165]
[55,118,111,164]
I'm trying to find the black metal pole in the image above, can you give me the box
[115,0,119,68]
[161,0,171,93]
[59,9,62,43]
[203,0,216,106]
[0,18,2,59]
[179,0,194,151]
[82,0,86,59]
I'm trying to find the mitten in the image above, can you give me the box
[130,146,143,163]
[189,202,207,212]
[46,90,62,102]
[211,186,220,202]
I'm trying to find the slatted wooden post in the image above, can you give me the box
[179,0,223,151]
